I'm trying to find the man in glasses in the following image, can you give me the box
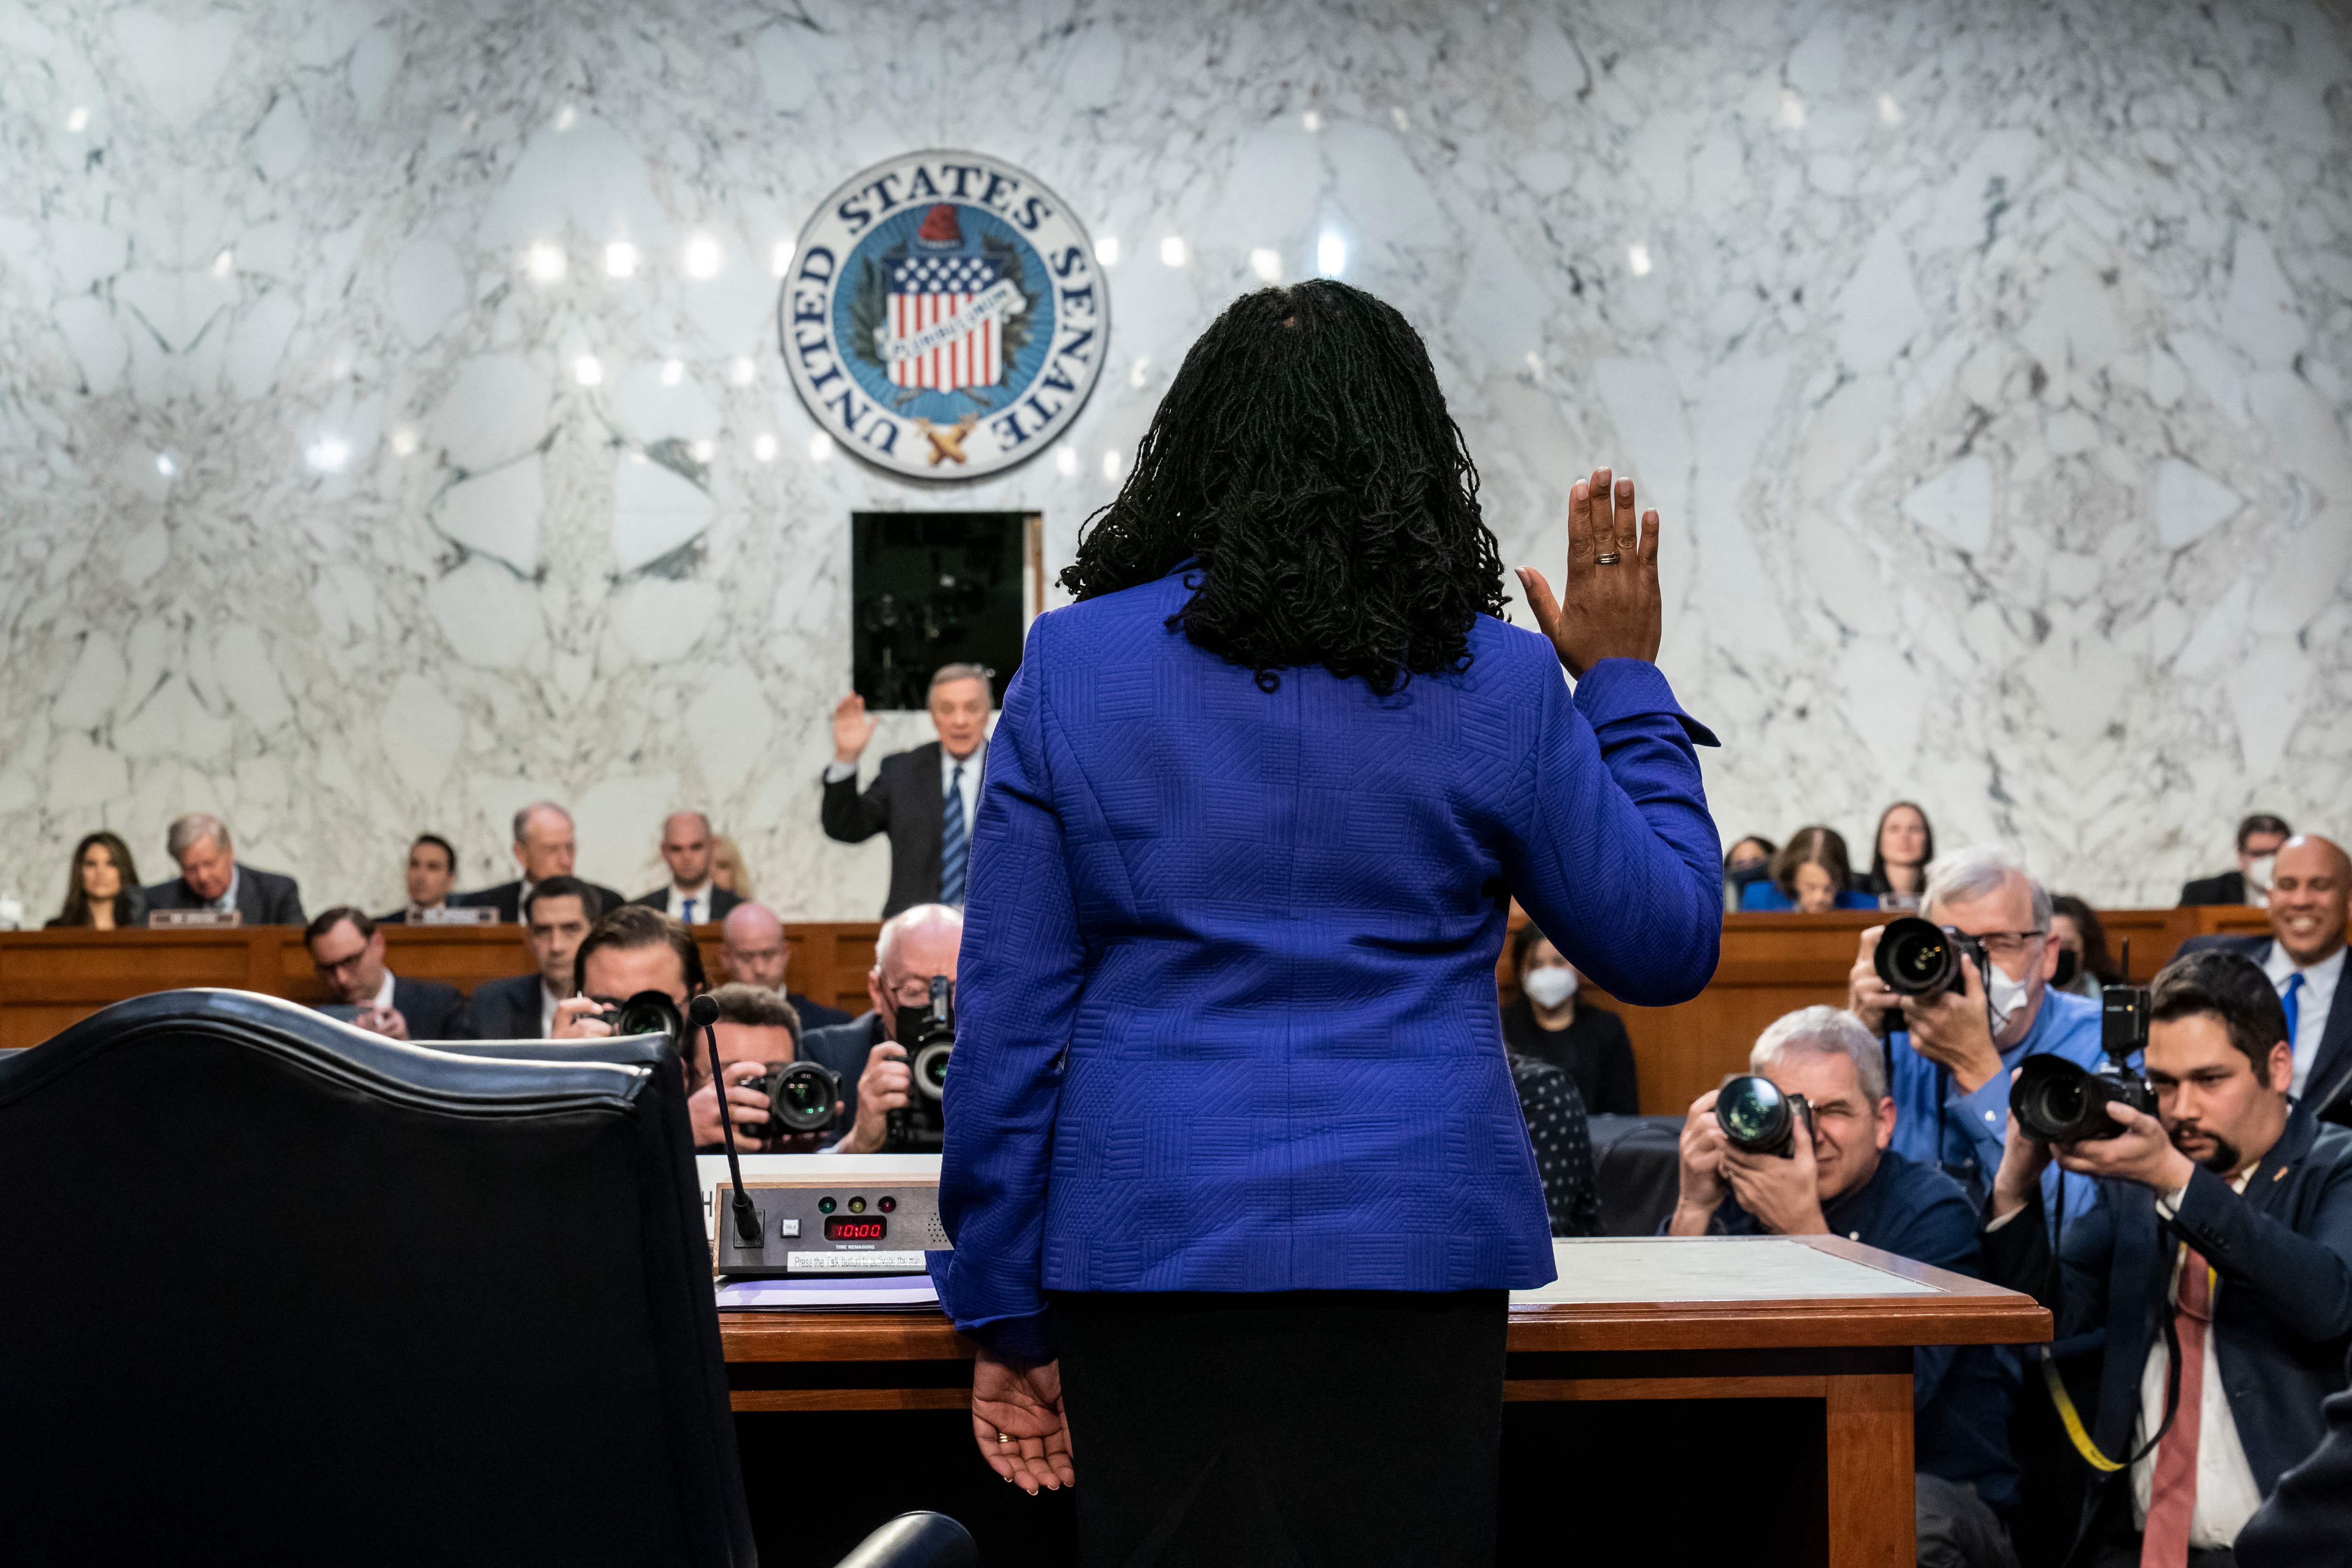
[1846,845,2109,1223]
[810,902,963,1154]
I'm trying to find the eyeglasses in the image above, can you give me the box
[1967,930,2047,962]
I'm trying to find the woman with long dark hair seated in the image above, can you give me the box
[1864,800,1934,907]
[931,280,1724,1564]
[1740,824,1878,912]
[1501,920,1640,1115]
[45,831,146,929]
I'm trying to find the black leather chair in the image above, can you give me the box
[0,989,755,1567]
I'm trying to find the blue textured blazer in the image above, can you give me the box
[931,567,1724,1360]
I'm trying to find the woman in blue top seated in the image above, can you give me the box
[1740,823,1879,912]
[932,280,1724,1565]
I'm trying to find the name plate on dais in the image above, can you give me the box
[149,908,241,929]
[416,905,499,926]
[779,150,1109,480]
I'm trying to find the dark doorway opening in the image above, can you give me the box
[850,511,1042,710]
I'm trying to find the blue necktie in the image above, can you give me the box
[682,897,697,924]
[2282,972,2304,1055]
[939,763,968,905]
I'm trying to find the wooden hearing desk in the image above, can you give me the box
[0,905,2268,1103]
[721,1235,2050,1568]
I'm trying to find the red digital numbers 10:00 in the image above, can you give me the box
[825,1217,887,1241]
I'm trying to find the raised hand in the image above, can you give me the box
[1517,467,1663,677]
[832,692,877,764]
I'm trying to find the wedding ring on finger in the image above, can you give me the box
[995,1431,1015,1443]
[1594,552,1622,566]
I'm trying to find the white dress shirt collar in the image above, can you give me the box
[540,981,563,1037]
[207,864,241,913]
[2264,941,2346,1097]
[371,969,398,1011]
[942,740,985,822]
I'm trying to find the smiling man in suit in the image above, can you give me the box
[304,907,470,1041]
[2179,835,2351,1123]
[451,802,625,924]
[143,814,306,925]
[821,664,992,918]
[630,811,742,925]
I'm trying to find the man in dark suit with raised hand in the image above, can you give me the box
[821,664,992,918]
[630,811,742,925]
[2178,834,2350,1122]
[303,907,470,1040]
[1981,949,2352,1567]
[2180,813,2291,907]
[466,877,602,1039]
[143,814,306,924]
[451,801,625,924]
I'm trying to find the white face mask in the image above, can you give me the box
[1985,960,2035,1034]
[1522,965,1578,1009]
[2245,854,2277,894]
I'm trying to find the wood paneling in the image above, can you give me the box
[0,921,884,1050]
[2,904,2280,1068]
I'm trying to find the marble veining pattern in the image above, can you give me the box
[0,0,2347,921]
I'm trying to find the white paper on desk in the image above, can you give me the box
[715,1274,939,1311]
[1510,1236,1940,1305]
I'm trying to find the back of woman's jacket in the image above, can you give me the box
[934,565,1723,1359]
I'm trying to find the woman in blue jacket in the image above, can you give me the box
[932,281,1724,1564]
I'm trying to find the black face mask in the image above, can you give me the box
[2051,949,2080,988]
[1727,863,1771,889]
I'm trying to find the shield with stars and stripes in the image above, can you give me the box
[885,253,1004,392]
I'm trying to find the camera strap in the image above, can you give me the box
[2039,1178,2186,1474]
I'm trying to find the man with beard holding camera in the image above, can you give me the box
[1671,1006,2021,1567]
[806,902,962,1155]
[1849,846,2108,1224]
[681,983,845,1154]
[1981,951,2352,1568]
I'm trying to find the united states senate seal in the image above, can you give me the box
[778,150,1109,480]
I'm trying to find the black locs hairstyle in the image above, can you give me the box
[1059,280,1508,695]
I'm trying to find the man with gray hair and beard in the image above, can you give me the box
[1848,845,2110,1227]
[1671,1006,2021,1567]
[142,813,306,924]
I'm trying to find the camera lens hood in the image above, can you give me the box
[767,1061,838,1134]
[910,1040,953,1102]
[1875,916,1963,997]
[1715,1074,1795,1155]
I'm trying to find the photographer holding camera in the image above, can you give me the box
[1670,1006,2021,1567]
[682,983,845,1153]
[1982,950,2352,1568]
[1849,847,2108,1221]
[805,902,963,1155]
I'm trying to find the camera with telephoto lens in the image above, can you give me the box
[1715,1074,1816,1159]
[2012,979,2156,1144]
[756,1060,841,1138]
[885,975,954,1152]
[1873,916,1992,1001]
[600,989,684,1047]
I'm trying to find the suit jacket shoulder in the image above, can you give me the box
[240,865,306,925]
[803,1013,885,1133]
[468,973,543,1039]
[2175,932,2270,962]
[2181,871,2248,907]
[391,975,470,1040]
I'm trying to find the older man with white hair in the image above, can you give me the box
[1671,1006,2022,1568]
[1847,845,2108,1225]
[803,902,964,1154]
[142,813,306,924]
[450,800,626,924]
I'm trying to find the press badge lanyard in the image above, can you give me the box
[2040,1174,2194,1475]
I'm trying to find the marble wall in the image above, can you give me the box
[1,0,2347,923]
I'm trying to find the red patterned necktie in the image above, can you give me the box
[2139,1246,2211,1568]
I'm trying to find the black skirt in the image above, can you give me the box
[1053,1289,1508,1568]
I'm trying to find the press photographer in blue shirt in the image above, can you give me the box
[1849,846,2108,1223]
[1670,1006,2021,1568]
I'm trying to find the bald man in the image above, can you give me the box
[802,902,963,1153]
[2182,835,2352,1119]
[631,811,742,925]
[719,901,852,1029]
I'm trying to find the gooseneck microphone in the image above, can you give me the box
[691,992,763,1249]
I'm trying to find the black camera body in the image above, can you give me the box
[757,1060,842,1140]
[886,975,954,1153]
[601,989,684,1047]
[1715,1074,1816,1160]
[2013,979,2156,1144]
[1873,917,1991,1001]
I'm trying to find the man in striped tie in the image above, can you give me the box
[822,664,994,917]
[1980,949,2352,1568]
